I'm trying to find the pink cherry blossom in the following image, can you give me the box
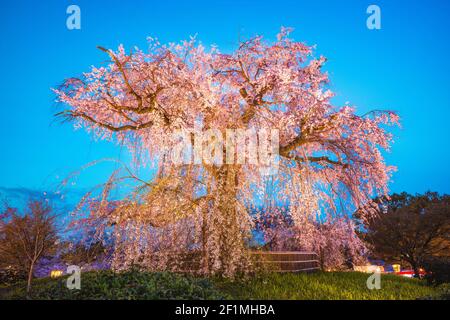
[55,28,398,275]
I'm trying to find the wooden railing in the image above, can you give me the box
[250,251,320,272]
[170,250,320,273]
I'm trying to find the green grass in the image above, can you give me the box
[0,270,444,300]
[215,271,441,300]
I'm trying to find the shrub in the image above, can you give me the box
[422,256,450,285]
[0,267,27,286]
[3,270,228,300]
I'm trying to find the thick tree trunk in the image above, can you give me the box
[404,254,421,278]
[208,165,247,275]
[411,261,420,278]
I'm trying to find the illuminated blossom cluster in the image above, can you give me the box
[55,28,398,275]
[255,208,367,269]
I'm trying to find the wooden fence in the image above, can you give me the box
[172,250,320,273]
[250,251,320,272]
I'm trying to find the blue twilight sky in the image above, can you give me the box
[0,0,449,205]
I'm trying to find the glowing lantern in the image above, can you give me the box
[392,264,401,273]
[50,270,63,278]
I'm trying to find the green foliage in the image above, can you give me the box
[2,270,228,300]
[0,267,27,286]
[1,270,442,300]
[422,256,450,285]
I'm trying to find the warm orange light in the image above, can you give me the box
[376,266,384,273]
[353,265,384,273]
[392,264,401,273]
[50,270,63,278]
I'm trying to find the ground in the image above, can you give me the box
[0,270,445,300]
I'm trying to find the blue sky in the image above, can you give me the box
[1,0,449,205]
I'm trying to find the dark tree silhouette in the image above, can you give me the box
[360,192,450,277]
